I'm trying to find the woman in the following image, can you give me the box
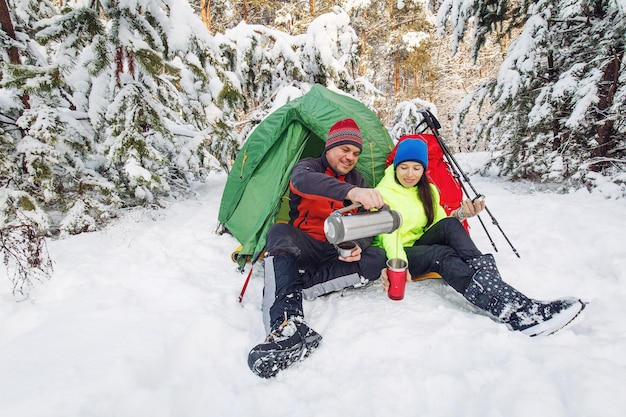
[374,139,585,337]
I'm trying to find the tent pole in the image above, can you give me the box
[238,264,254,303]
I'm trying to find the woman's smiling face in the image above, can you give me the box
[395,161,424,187]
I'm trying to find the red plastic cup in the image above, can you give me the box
[387,258,408,301]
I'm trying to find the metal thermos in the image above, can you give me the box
[324,204,402,244]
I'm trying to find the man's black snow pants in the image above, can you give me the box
[262,223,386,333]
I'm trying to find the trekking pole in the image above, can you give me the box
[418,110,521,258]
[415,112,499,253]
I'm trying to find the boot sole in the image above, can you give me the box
[248,334,322,378]
[520,299,586,337]
[249,344,307,378]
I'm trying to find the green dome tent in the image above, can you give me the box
[218,84,394,268]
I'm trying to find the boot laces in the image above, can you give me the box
[266,313,301,342]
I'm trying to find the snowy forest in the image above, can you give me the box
[1,0,625,293]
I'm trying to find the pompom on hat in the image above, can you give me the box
[325,118,363,151]
[393,139,428,170]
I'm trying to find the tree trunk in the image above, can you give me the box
[0,0,20,65]
[201,0,212,32]
[359,37,367,76]
[243,0,248,23]
[593,45,623,161]
[546,50,562,152]
[389,0,400,94]
[0,0,29,109]
[394,53,400,94]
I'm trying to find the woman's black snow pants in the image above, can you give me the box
[405,217,483,294]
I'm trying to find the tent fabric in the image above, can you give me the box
[218,84,394,266]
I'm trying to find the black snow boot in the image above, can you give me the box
[464,255,585,337]
[248,315,322,378]
[466,253,501,279]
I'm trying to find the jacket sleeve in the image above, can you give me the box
[290,158,356,203]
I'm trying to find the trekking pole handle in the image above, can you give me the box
[419,109,442,131]
[472,194,485,203]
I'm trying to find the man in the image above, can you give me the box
[248,118,387,378]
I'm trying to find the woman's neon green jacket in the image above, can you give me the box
[373,165,447,262]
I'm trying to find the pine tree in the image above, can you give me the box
[220,22,305,110]
[439,0,625,192]
[2,0,241,238]
[298,8,360,92]
[75,0,237,203]
[0,0,56,295]
[4,2,121,236]
[0,0,59,224]
[213,7,369,143]
[325,0,441,122]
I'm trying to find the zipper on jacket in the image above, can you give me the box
[294,210,309,229]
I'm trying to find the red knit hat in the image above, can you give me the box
[325,118,363,151]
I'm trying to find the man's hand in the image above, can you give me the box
[338,244,362,262]
[346,187,385,210]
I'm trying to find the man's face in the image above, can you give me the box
[325,144,361,176]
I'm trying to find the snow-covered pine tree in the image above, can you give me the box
[75,0,235,203]
[84,1,186,204]
[298,7,359,92]
[325,0,440,120]
[216,8,370,142]
[167,22,239,172]
[2,0,242,237]
[389,97,438,140]
[0,0,55,294]
[218,21,305,118]
[0,0,60,229]
[439,0,625,193]
[22,5,124,237]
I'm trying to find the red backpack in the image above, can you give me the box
[385,134,469,232]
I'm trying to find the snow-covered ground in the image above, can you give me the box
[1,153,625,417]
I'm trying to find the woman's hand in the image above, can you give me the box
[379,267,412,292]
[455,196,485,220]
